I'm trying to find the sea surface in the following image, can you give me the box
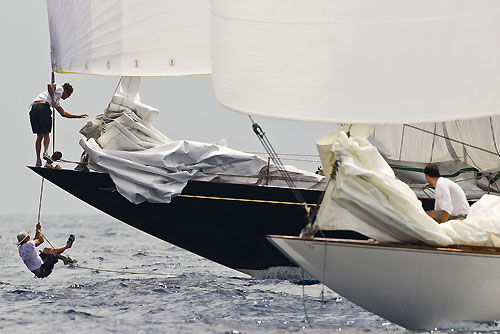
[1,214,499,334]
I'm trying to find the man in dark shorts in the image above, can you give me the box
[30,82,88,166]
[17,221,76,278]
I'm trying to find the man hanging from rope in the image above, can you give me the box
[17,221,76,278]
[29,82,88,167]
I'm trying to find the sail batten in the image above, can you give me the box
[47,0,211,76]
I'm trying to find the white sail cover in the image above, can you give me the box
[211,0,500,123]
[80,77,324,204]
[316,129,500,247]
[47,0,210,76]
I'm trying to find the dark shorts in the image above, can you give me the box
[30,103,52,134]
[36,252,59,278]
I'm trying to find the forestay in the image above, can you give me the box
[315,128,500,247]
[80,77,324,204]
[47,0,210,76]
[211,0,500,123]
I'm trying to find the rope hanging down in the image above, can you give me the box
[36,178,174,277]
[37,177,55,248]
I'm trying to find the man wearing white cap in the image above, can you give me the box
[17,221,75,278]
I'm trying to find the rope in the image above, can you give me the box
[249,116,311,222]
[320,240,327,303]
[37,178,44,223]
[36,177,56,248]
[71,264,176,277]
[39,232,55,249]
[404,124,500,158]
[301,269,312,328]
[36,176,173,277]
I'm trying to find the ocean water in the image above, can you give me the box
[1,214,499,334]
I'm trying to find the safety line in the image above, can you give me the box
[37,178,45,223]
[36,178,56,248]
[39,232,55,249]
[71,264,177,277]
[177,194,319,206]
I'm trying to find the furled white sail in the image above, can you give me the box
[315,128,500,247]
[47,0,210,76]
[80,77,325,204]
[211,0,500,123]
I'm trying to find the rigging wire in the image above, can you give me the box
[399,124,500,192]
[404,124,500,158]
[248,116,316,326]
[249,116,311,222]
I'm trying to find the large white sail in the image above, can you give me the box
[211,0,500,123]
[47,0,210,76]
[373,120,500,172]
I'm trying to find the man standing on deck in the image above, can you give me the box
[424,163,470,223]
[17,221,76,278]
[29,82,88,166]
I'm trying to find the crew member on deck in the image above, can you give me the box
[424,163,470,223]
[29,83,88,167]
[17,221,76,278]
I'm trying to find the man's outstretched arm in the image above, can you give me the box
[55,106,88,119]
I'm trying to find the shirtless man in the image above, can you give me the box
[424,163,470,223]
[17,221,75,278]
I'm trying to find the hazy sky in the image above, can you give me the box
[0,1,334,215]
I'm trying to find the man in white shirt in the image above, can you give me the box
[424,163,470,223]
[29,83,88,167]
[17,221,75,278]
